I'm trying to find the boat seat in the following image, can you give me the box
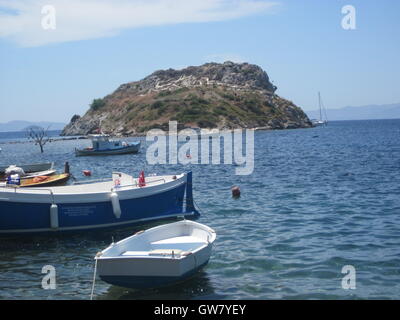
[149,249,183,256]
[121,251,149,256]
[120,249,183,257]
[151,236,206,245]
[150,236,207,251]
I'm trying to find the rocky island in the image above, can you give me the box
[61,61,312,136]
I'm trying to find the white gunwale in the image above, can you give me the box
[0,173,186,204]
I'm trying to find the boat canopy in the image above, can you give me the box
[88,134,111,141]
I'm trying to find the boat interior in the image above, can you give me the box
[0,173,184,195]
[102,221,215,258]
[120,236,208,257]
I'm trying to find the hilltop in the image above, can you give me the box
[61,62,312,136]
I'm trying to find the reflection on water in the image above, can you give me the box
[0,219,217,300]
[97,271,220,300]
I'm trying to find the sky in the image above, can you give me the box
[0,0,399,123]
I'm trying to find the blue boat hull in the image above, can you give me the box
[0,172,199,235]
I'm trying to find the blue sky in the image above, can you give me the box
[0,0,399,123]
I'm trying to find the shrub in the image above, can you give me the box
[172,87,190,95]
[127,103,135,111]
[222,93,236,101]
[90,98,106,111]
[151,101,164,109]
[70,114,81,123]
[158,90,172,97]
[197,119,217,128]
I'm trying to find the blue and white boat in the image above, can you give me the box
[95,220,216,289]
[0,172,198,235]
[75,134,140,156]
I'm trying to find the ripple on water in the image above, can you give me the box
[1,120,400,299]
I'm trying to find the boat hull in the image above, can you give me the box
[99,259,209,288]
[96,220,215,288]
[19,174,70,188]
[0,172,198,235]
[312,121,327,126]
[75,144,140,156]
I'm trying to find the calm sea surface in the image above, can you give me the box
[0,120,399,300]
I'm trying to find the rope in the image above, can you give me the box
[193,252,198,269]
[90,253,100,300]
[184,197,206,216]
[193,199,205,215]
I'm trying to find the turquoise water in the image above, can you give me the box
[0,120,400,299]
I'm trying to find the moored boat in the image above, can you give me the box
[311,119,326,126]
[95,220,216,288]
[0,169,56,182]
[0,171,198,235]
[312,92,328,126]
[75,134,140,156]
[0,162,54,174]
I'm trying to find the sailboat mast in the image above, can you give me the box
[318,91,322,121]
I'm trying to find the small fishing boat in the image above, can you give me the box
[95,220,216,288]
[0,171,198,234]
[0,162,54,174]
[75,134,140,156]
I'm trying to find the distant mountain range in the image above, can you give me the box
[0,121,66,132]
[306,103,400,121]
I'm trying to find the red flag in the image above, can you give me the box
[138,171,146,187]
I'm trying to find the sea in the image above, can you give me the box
[0,119,399,300]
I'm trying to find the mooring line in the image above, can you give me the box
[90,254,100,300]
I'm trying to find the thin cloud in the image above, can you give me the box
[0,0,279,47]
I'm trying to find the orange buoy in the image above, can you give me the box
[231,186,241,198]
[83,170,91,176]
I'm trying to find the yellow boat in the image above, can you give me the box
[18,174,70,188]
[0,169,56,182]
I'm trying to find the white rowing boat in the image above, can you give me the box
[0,162,54,174]
[95,220,216,288]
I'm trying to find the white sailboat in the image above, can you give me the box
[311,92,328,126]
